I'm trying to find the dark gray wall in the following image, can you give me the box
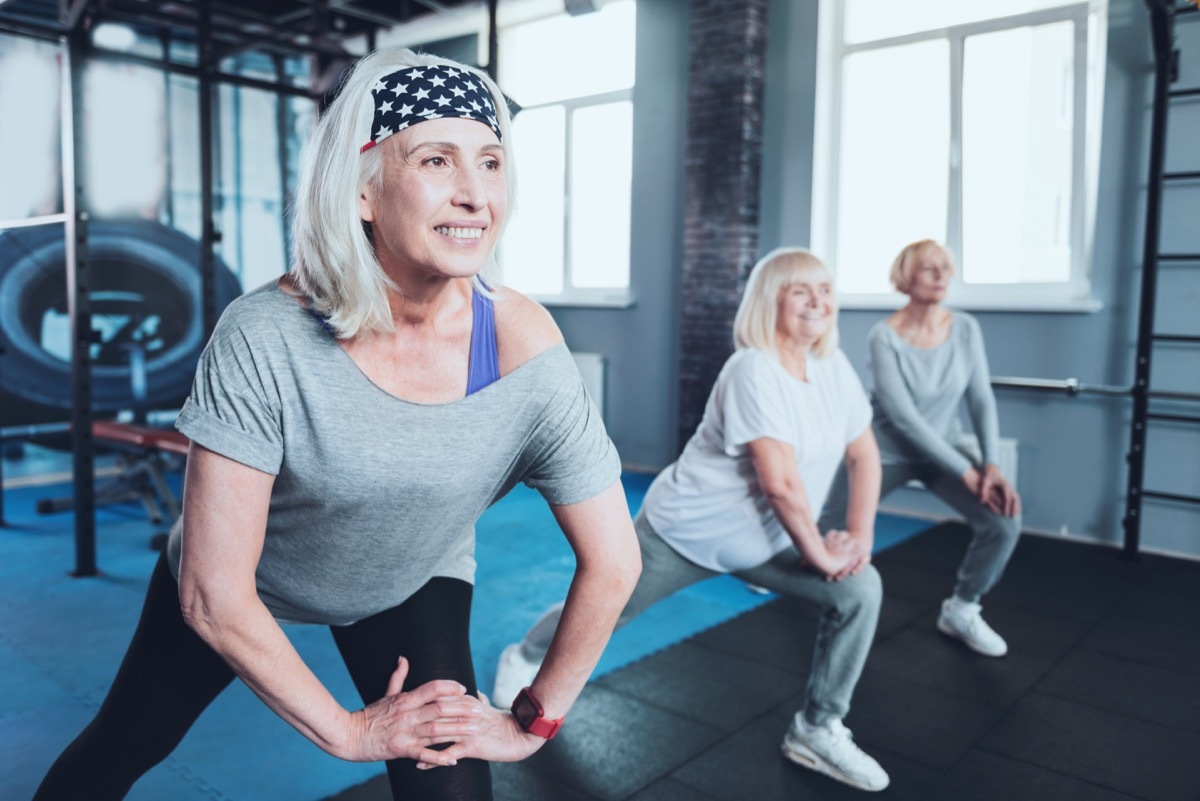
[554,0,1200,558]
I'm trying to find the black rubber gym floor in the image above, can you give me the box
[327,522,1200,801]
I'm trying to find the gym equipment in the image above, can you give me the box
[0,219,241,422]
[37,420,190,549]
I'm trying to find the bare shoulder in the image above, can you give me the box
[491,285,565,375]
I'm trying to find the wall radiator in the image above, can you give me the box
[571,352,606,422]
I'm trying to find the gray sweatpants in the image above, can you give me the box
[518,511,882,727]
[819,460,1021,604]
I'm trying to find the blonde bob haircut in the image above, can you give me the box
[290,46,515,339]
[733,247,839,359]
[889,239,957,295]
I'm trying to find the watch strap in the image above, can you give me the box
[513,686,563,740]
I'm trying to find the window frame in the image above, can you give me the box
[508,86,635,308]
[811,0,1106,312]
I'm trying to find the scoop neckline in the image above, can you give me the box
[883,312,957,352]
[267,281,565,408]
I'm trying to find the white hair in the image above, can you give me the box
[733,247,840,358]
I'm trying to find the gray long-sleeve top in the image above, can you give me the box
[867,312,1000,477]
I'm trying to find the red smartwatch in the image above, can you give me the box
[511,686,564,740]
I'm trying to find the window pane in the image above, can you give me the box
[502,106,566,294]
[0,37,60,219]
[836,41,949,294]
[569,101,632,290]
[85,62,166,218]
[845,0,1078,44]
[226,87,288,288]
[499,0,635,106]
[962,22,1074,284]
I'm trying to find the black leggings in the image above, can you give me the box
[33,553,491,801]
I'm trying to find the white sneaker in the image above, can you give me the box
[492,643,542,710]
[937,598,1008,657]
[781,716,890,792]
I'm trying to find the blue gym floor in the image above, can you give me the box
[0,448,932,801]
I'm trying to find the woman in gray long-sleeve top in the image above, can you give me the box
[821,239,1021,658]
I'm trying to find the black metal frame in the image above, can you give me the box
[0,1,363,574]
[1122,0,1200,558]
[62,16,97,575]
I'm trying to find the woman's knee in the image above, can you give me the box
[976,510,1021,546]
[833,564,883,615]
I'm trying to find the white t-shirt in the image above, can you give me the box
[645,347,872,573]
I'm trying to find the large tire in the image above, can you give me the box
[0,220,242,417]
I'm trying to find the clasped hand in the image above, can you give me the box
[965,465,1021,518]
[342,656,545,769]
[797,530,868,582]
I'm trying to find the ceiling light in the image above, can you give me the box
[93,23,138,52]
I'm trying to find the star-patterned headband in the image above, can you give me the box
[359,65,502,153]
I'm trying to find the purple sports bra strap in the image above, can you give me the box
[466,286,500,395]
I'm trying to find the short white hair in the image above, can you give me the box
[290,47,515,338]
[889,239,956,294]
[733,247,839,358]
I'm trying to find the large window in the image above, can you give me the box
[498,1,636,304]
[0,31,309,290]
[812,0,1106,309]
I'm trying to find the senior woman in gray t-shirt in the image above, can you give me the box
[822,239,1021,659]
[34,47,640,801]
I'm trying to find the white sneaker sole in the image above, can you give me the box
[780,739,889,792]
[936,615,1007,657]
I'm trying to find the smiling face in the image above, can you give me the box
[904,244,954,304]
[358,116,507,285]
[775,267,836,351]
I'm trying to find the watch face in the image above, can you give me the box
[512,690,539,730]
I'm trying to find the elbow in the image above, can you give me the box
[600,526,642,605]
[178,576,238,647]
[620,546,642,596]
[179,591,216,643]
[610,532,642,602]
[758,477,797,509]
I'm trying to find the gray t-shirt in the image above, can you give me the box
[167,281,619,625]
[867,311,1000,477]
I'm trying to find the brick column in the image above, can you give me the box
[677,0,767,450]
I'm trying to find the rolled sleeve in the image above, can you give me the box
[175,302,285,475]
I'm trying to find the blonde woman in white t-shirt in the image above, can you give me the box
[493,248,891,793]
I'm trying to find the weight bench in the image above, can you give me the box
[37,421,191,549]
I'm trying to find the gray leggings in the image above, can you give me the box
[820,459,1021,604]
[518,511,882,726]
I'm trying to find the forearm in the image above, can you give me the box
[965,317,1001,466]
[533,557,638,719]
[765,489,827,568]
[881,408,972,476]
[966,394,1001,469]
[843,455,881,553]
[535,482,642,720]
[182,591,352,757]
